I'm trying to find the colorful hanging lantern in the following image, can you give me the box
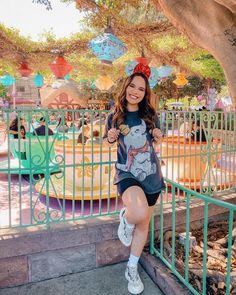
[33,73,44,88]
[135,56,151,66]
[90,79,97,90]
[173,73,188,87]
[95,75,114,91]
[157,65,173,78]
[18,61,33,77]
[33,73,44,106]
[88,27,127,65]
[0,74,15,87]
[149,68,159,88]
[215,98,225,109]
[125,61,138,76]
[49,55,72,79]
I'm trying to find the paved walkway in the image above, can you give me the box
[0,262,164,295]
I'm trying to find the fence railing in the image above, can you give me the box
[150,178,236,295]
[159,110,236,195]
[0,108,235,295]
[0,109,235,229]
[0,109,120,229]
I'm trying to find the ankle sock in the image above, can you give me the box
[128,254,140,267]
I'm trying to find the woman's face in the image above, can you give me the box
[125,76,146,111]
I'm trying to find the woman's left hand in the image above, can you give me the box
[152,128,163,142]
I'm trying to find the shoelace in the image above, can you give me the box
[127,266,140,284]
[124,223,133,238]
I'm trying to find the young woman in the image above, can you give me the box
[103,72,165,294]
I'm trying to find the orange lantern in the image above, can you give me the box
[18,61,33,77]
[95,75,114,91]
[173,73,188,87]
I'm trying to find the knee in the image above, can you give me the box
[134,207,150,224]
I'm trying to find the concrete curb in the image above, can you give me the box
[140,251,191,295]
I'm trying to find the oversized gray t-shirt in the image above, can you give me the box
[103,111,165,194]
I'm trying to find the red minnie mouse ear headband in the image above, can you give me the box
[133,63,151,79]
[133,55,151,78]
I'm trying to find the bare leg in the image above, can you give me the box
[120,186,156,295]
[130,206,154,256]
[122,186,155,256]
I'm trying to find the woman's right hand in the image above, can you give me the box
[107,128,120,143]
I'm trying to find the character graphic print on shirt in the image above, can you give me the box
[116,119,156,181]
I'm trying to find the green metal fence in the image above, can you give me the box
[0,109,119,229]
[0,108,236,293]
[159,110,236,195]
[0,109,235,230]
[150,178,236,295]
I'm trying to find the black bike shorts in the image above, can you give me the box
[117,178,160,207]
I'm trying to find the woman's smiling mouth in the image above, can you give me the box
[129,94,139,100]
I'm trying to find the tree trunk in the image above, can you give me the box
[156,0,236,106]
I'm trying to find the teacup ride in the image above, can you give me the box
[60,122,105,140]
[0,134,60,175]
[35,139,117,200]
[160,135,230,189]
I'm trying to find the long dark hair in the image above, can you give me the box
[112,72,156,130]
[10,117,23,129]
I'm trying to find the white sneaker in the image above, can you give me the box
[118,208,134,247]
[125,264,144,294]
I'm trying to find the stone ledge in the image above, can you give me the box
[1,193,235,260]
[29,244,96,283]
[96,239,129,267]
[0,216,119,259]
[0,256,28,288]
[140,251,191,295]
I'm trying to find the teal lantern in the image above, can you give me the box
[149,68,159,88]
[0,74,15,87]
[33,73,44,107]
[34,73,44,88]
[125,60,138,76]
[90,79,97,90]
[157,65,173,78]
[88,25,127,65]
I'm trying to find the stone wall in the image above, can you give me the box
[0,216,129,288]
[14,77,38,108]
